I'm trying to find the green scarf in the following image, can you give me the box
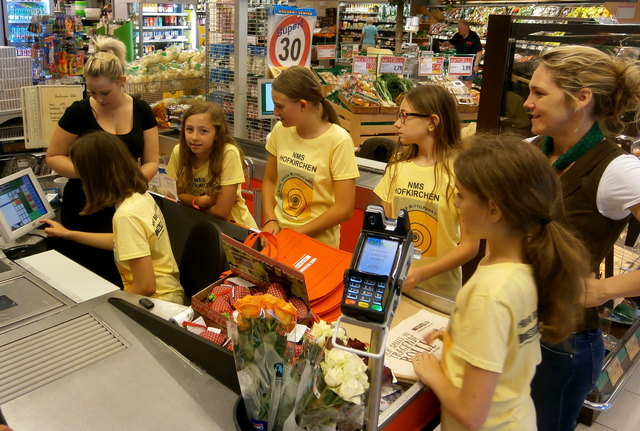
[541,123,604,171]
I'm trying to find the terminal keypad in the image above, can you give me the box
[344,276,385,312]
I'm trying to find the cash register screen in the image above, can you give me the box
[0,168,54,244]
[356,236,399,276]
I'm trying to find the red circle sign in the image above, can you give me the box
[268,15,312,67]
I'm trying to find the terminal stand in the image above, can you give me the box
[332,293,400,431]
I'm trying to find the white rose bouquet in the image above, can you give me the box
[281,321,369,431]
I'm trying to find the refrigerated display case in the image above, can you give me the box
[3,0,54,56]
[115,0,199,59]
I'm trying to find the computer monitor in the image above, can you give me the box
[0,168,54,245]
[257,79,275,118]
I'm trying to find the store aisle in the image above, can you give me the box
[576,363,640,431]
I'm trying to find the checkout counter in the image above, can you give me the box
[0,134,446,430]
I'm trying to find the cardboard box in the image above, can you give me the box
[192,234,314,331]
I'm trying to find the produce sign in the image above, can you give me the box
[448,56,474,76]
[418,55,445,76]
[379,56,405,75]
[317,44,337,60]
[267,6,317,68]
[353,56,377,75]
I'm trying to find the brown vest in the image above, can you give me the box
[557,139,629,330]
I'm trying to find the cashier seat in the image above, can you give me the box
[151,194,227,304]
[179,220,226,302]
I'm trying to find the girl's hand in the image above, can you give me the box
[261,219,280,235]
[424,329,445,344]
[196,195,215,209]
[41,219,71,239]
[412,351,441,386]
[403,267,420,291]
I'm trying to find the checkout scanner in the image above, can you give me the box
[0,184,252,430]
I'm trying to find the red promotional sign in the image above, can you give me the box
[267,15,316,67]
[448,56,474,76]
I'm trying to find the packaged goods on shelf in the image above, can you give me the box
[125,45,206,99]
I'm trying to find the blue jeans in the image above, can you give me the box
[530,329,605,431]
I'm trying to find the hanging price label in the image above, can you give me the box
[448,56,475,76]
[626,335,639,360]
[418,56,445,76]
[379,56,405,75]
[317,45,337,60]
[352,56,377,75]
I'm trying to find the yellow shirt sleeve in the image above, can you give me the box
[165,145,180,180]
[220,144,246,186]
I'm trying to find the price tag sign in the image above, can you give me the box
[448,56,474,76]
[267,6,317,68]
[317,44,336,60]
[626,335,639,360]
[379,56,405,75]
[607,356,624,386]
[352,56,377,75]
[418,56,445,76]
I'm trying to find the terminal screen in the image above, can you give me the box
[356,236,399,276]
[0,174,48,233]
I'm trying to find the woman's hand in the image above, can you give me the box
[41,219,71,239]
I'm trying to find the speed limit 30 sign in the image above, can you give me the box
[267,6,317,68]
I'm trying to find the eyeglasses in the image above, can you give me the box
[397,111,432,124]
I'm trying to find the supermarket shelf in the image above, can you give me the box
[143,38,189,43]
[143,26,190,30]
[143,12,188,16]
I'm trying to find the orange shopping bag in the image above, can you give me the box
[273,228,352,304]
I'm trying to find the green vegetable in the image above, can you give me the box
[379,73,414,101]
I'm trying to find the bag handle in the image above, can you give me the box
[243,231,278,258]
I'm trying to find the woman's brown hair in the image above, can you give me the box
[386,84,462,204]
[70,131,148,215]
[538,45,640,135]
[272,66,340,125]
[454,134,590,344]
[177,101,244,197]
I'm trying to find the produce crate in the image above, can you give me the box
[330,100,398,148]
[380,105,399,115]
[338,93,379,114]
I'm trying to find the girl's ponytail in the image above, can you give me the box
[320,98,340,125]
[524,221,589,344]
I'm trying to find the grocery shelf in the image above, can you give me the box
[143,12,188,16]
[143,26,190,30]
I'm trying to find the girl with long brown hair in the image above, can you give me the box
[166,101,257,229]
[412,135,589,430]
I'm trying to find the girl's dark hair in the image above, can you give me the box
[70,131,148,214]
[272,66,340,125]
[454,134,590,344]
[177,101,244,197]
[386,84,461,204]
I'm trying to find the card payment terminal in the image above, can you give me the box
[341,205,413,323]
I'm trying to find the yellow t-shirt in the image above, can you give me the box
[441,262,541,431]
[265,121,359,248]
[374,160,461,298]
[165,144,258,229]
[113,192,185,304]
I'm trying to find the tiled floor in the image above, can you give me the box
[576,362,640,431]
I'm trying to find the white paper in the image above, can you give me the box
[385,309,449,381]
[16,250,119,303]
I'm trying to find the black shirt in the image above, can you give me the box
[58,97,156,160]
[449,30,483,56]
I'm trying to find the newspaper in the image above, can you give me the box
[385,309,450,382]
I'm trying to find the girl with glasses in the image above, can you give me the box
[374,84,478,306]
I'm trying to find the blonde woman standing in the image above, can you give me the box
[46,36,159,286]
